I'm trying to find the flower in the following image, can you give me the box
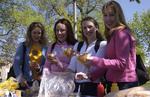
[0,77,19,91]
[29,44,42,64]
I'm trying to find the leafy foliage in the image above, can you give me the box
[0,0,149,67]
[129,10,150,65]
[0,0,108,63]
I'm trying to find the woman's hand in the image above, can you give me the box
[109,25,126,35]
[47,53,63,68]
[19,80,29,88]
[16,75,29,88]
[47,53,58,64]
[30,62,40,72]
[77,53,93,67]
[64,48,75,58]
[77,53,88,64]
[75,72,88,80]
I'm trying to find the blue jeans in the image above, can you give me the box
[106,81,138,93]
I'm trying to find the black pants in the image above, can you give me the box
[74,82,98,96]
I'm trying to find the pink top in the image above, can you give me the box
[91,28,138,82]
[44,42,73,72]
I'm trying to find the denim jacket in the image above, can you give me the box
[13,42,47,82]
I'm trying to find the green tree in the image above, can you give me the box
[0,0,20,62]
[0,0,109,63]
[30,0,108,40]
[129,10,150,65]
[0,0,47,62]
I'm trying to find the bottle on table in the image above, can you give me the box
[97,82,105,97]
[111,82,119,92]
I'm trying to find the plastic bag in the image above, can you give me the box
[38,72,75,97]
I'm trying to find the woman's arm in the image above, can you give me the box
[92,29,131,70]
[43,43,53,71]
[13,43,25,78]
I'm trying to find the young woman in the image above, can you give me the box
[43,18,77,74]
[83,1,138,93]
[38,18,77,97]
[13,22,48,88]
[68,16,107,96]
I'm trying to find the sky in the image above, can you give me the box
[116,0,150,21]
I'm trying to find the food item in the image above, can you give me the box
[77,53,88,64]
[64,48,74,57]
[29,44,42,80]
[29,44,42,63]
[0,77,19,91]
[29,50,42,62]
[47,53,55,59]
[105,86,150,97]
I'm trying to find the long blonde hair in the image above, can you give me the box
[25,22,48,47]
[102,0,129,40]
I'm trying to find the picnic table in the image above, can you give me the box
[105,86,150,97]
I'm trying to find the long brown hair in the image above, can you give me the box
[25,22,48,47]
[81,16,104,43]
[53,18,77,45]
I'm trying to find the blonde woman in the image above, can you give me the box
[13,22,48,89]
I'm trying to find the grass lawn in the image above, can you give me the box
[143,81,150,88]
